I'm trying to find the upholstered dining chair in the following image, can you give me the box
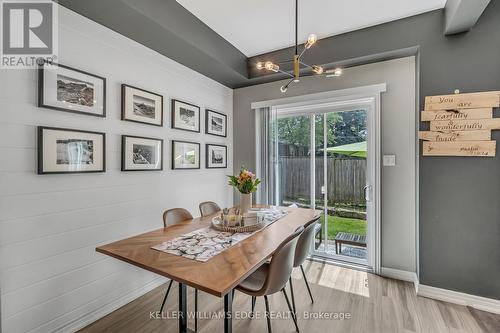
[199,201,221,217]
[288,216,320,315]
[236,226,304,333]
[160,208,199,332]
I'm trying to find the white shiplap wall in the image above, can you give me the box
[0,5,233,333]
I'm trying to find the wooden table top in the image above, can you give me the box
[96,206,320,297]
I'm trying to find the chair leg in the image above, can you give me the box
[251,296,256,318]
[282,288,299,332]
[264,295,272,333]
[289,277,296,314]
[159,279,173,313]
[300,265,314,304]
[194,288,198,332]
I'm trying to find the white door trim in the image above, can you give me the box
[251,83,387,109]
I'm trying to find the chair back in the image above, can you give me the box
[199,201,221,217]
[162,208,193,227]
[294,217,320,267]
[261,226,304,295]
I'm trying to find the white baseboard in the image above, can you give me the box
[58,277,167,333]
[380,267,418,284]
[417,284,500,315]
[379,268,500,315]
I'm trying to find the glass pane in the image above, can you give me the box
[326,110,368,260]
[275,114,311,206]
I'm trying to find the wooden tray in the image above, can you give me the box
[211,216,265,233]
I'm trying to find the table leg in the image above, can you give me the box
[178,283,188,333]
[224,290,233,333]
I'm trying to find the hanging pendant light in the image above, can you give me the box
[255,0,342,92]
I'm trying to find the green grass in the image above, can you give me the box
[319,215,366,240]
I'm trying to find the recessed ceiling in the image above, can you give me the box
[177,0,446,57]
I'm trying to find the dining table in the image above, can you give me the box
[95,206,320,333]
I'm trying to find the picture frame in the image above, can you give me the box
[205,109,227,137]
[121,135,163,171]
[206,144,227,169]
[121,84,163,126]
[171,99,200,133]
[37,126,106,174]
[38,62,106,117]
[172,140,200,170]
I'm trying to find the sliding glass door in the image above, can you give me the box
[313,109,369,265]
[271,100,375,268]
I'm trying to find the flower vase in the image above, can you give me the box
[240,193,252,214]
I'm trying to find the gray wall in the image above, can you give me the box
[234,57,416,272]
[0,6,233,332]
[236,2,500,300]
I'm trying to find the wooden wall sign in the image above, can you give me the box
[424,91,500,110]
[418,130,491,142]
[423,141,496,157]
[430,118,500,131]
[420,108,492,121]
[420,90,500,157]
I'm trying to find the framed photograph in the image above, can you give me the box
[121,84,163,126]
[205,109,227,137]
[122,135,163,171]
[206,144,227,169]
[37,126,106,174]
[171,99,200,132]
[38,62,106,117]
[172,140,200,170]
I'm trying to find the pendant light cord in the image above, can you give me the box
[295,0,298,56]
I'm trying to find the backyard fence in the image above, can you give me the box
[279,157,366,206]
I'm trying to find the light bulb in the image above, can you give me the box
[308,34,317,45]
[312,65,324,75]
[305,34,318,49]
[256,62,264,70]
[326,68,343,77]
[264,61,279,72]
[280,85,288,93]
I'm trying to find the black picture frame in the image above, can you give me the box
[206,144,227,169]
[121,135,164,172]
[171,99,201,133]
[38,62,106,117]
[171,140,201,170]
[37,126,106,174]
[121,84,164,127]
[205,109,227,137]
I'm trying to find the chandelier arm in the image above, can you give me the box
[277,69,295,78]
[297,46,308,60]
[283,77,295,89]
[299,61,313,69]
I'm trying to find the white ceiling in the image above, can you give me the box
[177,0,446,57]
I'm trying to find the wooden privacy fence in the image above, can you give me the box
[279,157,367,206]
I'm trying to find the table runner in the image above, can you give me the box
[152,208,287,262]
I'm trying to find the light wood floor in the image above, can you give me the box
[79,261,500,333]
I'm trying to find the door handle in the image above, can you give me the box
[364,185,372,202]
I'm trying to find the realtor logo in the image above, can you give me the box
[1,0,57,68]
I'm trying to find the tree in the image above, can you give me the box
[276,110,367,156]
